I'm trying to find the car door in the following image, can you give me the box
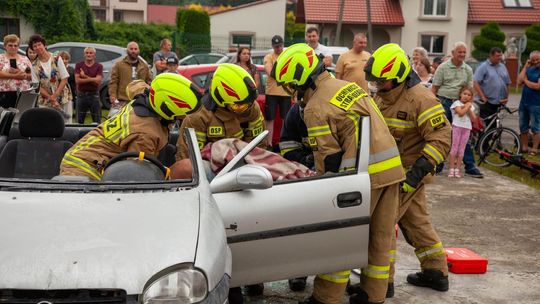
[213,117,372,287]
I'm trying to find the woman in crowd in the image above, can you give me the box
[416,57,433,88]
[411,46,428,68]
[26,47,37,63]
[235,47,260,89]
[29,34,72,123]
[0,34,32,108]
[58,50,76,119]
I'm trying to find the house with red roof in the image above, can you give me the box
[297,0,540,57]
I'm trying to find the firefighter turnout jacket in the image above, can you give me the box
[60,100,169,181]
[302,71,404,188]
[279,103,313,166]
[176,97,266,160]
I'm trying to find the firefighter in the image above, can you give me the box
[273,43,405,304]
[352,43,451,299]
[279,102,314,169]
[59,73,201,180]
[170,63,266,180]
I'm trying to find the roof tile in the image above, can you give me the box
[468,0,540,24]
[298,0,404,25]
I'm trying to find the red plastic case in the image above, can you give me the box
[446,247,488,274]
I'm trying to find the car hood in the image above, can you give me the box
[0,190,201,294]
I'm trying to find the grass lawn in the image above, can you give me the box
[479,152,540,190]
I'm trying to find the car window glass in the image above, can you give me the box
[252,56,264,65]
[48,47,71,59]
[180,56,198,66]
[258,71,267,93]
[95,49,121,62]
[70,47,85,63]
[191,72,214,89]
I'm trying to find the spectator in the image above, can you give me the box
[473,47,511,123]
[108,41,151,117]
[153,38,178,76]
[26,47,37,63]
[0,34,32,108]
[305,27,332,67]
[449,86,477,178]
[263,35,291,147]
[416,57,433,88]
[432,41,484,178]
[235,47,260,88]
[432,56,443,73]
[165,57,179,74]
[411,46,428,67]
[29,34,72,123]
[75,47,103,124]
[58,51,76,117]
[517,50,540,156]
[335,33,371,92]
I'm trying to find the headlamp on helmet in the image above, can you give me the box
[364,43,411,83]
[210,63,257,108]
[149,73,202,120]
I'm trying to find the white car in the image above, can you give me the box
[0,114,371,303]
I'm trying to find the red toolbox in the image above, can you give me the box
[446,248,488,274]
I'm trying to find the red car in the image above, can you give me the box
[177,64,284,147]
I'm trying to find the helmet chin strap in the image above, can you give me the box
[295,59,326,102]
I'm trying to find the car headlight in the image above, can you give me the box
[142,268,208,304]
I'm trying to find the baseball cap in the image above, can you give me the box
[166,57,178,65]
[271,35,284,46]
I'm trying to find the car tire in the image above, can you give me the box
[100,86,111,109]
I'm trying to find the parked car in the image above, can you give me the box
[0,112,372,303]
[225,49,271,65]
[0,42,26,56]
[177,63,285,146]
[179,53,229,66]
[47,42,149,109]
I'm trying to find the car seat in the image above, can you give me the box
[0,108,73,179]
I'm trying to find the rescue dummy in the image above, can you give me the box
[273,43,405,304]
[59,74,201,181]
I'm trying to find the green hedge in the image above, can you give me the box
[524,24,540,59]
[176,9,211,56]
[472,22,506,61]
[93,22,176,63]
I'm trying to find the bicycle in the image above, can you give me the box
[476,104,521,167]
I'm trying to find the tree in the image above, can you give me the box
[524,23,540,59]
[176,8,211,55]
[472,22,506,61]
[285,11,304,45]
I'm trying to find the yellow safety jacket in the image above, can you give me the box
[302,71,405,189]
[60,102,169,180]
[375,80,451,169]
[176,102,266,160]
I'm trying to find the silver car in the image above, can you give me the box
[48,42,148,109]
[0,120,371,303]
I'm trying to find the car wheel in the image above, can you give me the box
[100,86,111,109]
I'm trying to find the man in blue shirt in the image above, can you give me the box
[518,50,540,155]
[473,47,511,123]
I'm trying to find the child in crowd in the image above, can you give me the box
[449,86,476,177]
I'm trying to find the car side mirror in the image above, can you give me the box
[210,164,273,194]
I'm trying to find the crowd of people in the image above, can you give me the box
[0,29,539,304]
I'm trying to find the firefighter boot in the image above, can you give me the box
[406,269,449,291]
[347,283,393,299]
[348,287,384,304]
[289,277,308,291]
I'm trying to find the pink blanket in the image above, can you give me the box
[201,138,316,181]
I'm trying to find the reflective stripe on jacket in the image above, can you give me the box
[176,102,266,160]
[302,71,405,189]
[60,103,169,180]
[375,81,451,168]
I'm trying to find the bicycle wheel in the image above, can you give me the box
[478,127,521,167]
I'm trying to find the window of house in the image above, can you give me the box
[113,10,124,22]
[231,34,253,48]
[93,9,106,22]
[423,0,448,16]
[502,0,532,7]
[0,18,20,39]
[421,35,445,54]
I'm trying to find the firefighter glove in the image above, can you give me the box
[404,156,434,189]
[402,182,416,193]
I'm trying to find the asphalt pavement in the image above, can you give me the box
[241,93,540,304]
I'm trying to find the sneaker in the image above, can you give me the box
[454,169,462,178]
[465,168,484,178]
[406,269,449,292]
[447,168,455,177]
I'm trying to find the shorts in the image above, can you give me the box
[264,95,291,120]
[519,102,540,134]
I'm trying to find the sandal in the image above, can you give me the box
[529,150,537,156]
